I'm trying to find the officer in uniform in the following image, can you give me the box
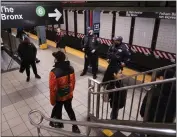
[107,36,131,74]
[80,27,99,79]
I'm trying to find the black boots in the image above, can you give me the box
[49,123,80,133]
[35,74,41,79]
[80,71,86,76]
[72,125,81,133]
[49,122,64,128]
[93,75,97,79]
[26,77,30,82]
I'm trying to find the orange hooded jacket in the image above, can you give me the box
[49,61,75,106]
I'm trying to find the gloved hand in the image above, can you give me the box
[121,62,125,67]
[91,49,95,53]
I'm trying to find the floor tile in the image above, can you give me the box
[18,131,32,136]
[1,129,13,136]
[4,109,19,121]
[33,93,46,101]
[17,105,31,115]
[2,95,12,108]
[11,123,28,136]
[25,97,37,105]
[37,98,49,106]
[30,127,39,136]
[13,100,27,109]
[21,113,30,122]
[2,114,6,123]
[8,92,23,104]
[2,105,15,114]
[18,89,32,100]
[7,116,23,128]
[28,102,41,109]
[2,121,10,132]
[25,121,35,130]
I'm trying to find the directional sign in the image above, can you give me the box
[119,11,176,20]
[1,3,63,29]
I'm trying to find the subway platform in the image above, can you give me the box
[1,35,146,136]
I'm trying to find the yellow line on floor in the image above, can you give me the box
[102,129,114,137]
[27,33,152,82]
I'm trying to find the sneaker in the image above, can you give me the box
[55,123,64,128]
[93,75,97,79]
[26,77,30,82]
[35,74,41,79]
[49,122,64,128]
[80,71,86,76]
[36,60,40,63]
[72,125,80,133]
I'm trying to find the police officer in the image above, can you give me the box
[80,27,99,79]
[107,36,131,74]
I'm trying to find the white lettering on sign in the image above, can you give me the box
[1,6,23,21]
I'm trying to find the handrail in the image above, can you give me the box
[90,64,176,85]
[28,110,176,136]
[90,78,176,94]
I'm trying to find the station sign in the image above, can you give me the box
[119,11,176,20]
[1,3,63,29]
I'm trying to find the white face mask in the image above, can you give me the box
[88,30,93,35]
[54,59,57,63]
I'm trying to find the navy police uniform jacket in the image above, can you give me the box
[107,43,131,71]
[81,35,99,54]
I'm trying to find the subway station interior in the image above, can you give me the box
[1,1,176,137]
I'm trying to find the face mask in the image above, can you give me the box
[54,59,57,63]
[88,30,93,35]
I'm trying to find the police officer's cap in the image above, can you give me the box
[87,27,93,31]
[113,36,123,42]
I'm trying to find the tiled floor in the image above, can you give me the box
[1,37,146,136]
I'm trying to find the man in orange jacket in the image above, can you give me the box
[49,51,80,133]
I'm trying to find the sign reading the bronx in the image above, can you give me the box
[1,3,63,29]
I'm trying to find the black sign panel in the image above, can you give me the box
[93,23,100,31]
[1,3,64,29]
[119,11,176,20]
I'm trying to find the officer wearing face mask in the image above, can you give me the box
[80,27,99,79]
[107,36,131,74]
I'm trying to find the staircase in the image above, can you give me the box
[28,64,176,137]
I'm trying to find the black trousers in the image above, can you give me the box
[83,51,98,75]
[25,61,38,77]
[51,99,77,125]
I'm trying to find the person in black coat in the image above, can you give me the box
[107,36,131,74]
[18,36,41,82]
[102,67,127,120]
[140,69,176,123]
[16,28,40,63]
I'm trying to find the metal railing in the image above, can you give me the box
[87,64,176,122]
[28,109,176,137]
[28,64,176,136]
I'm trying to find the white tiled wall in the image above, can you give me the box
[133,17,155,48]
[115,14,131,43]
[156,19,176,53]
[60,10,66,30]
[68,11,74,32]
[77,13,84,34]
[99,13,113,39]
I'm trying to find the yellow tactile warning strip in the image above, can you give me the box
[26,32,152,83]
[102,129,114,137]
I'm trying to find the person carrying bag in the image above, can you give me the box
[49,51,80,133]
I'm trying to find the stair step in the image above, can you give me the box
[128,133,146,137]
[111,131,127,137]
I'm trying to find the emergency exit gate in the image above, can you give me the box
[44,9,176,71]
